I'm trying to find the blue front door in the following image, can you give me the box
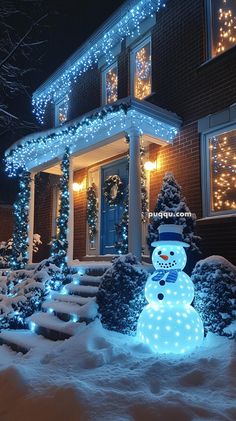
[101,158,128,255]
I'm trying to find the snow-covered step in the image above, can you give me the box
[52,292,95,306]
[42,300,98,323]
[0,329,55,354]
[79,275,101,286]
[28,312,82,340]
[65,283,99,297]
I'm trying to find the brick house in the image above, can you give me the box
[4,0,236,265]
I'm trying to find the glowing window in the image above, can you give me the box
[209,0,236,57]
[103,64,118,104]
[55,97,68,126]
[209,129,236,212]
[132,38,152,100]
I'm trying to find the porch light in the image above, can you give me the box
[73,181,86,192]
[144,160,158,171]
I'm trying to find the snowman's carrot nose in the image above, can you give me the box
[160,254,169,260]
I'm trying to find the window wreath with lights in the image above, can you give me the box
[104,175,124,206]
[87,183,98,245]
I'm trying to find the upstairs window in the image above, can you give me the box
[55,97,68,126]
[208,128,236,213]
[131,37,152,100]
[102,63,118,105]
[209,0,236,57]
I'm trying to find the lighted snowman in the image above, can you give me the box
[137,224,204,354]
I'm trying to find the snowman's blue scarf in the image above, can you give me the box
[151,269,180,283]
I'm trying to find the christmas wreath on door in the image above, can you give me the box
[104,175,124,206]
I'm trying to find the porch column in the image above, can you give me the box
[128,128,142,260]
[28,172,35,264]
[67,161,74,264]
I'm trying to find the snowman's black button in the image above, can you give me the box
[159,280,165,286]
[158,293,164,300]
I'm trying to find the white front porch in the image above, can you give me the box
[6,97,181,264]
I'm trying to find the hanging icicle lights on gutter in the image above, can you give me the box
[32,0,166,124]
[5,102,178,177]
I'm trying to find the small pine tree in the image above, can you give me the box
[192,256,236,337]
[147,172,200,251]
[97,254,148,335]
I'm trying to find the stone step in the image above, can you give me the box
[71,263,110,277]
[0,329,55,354]
[52,291,95,306]
[65,283,99,297]
[42,300,98,323]
[79,275,101,286]
[28,312,82,341]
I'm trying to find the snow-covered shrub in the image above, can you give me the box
[147,172,201,252]
[0,234,42,269]
[0,258,62,329]
[192,256,236,337]
[97,254,148,335]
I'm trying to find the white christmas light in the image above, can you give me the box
[32,0,165,124]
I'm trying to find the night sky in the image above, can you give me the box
[0,0,125,204]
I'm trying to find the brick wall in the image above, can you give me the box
[73,168,87,260]
[34,173,55,262]
[0,205,13,241]
[149,122,202,219]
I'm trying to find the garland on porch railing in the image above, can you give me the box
[115,134,149,255]
[50,147,70,282]
[10,170,31,270]
[87,183,98,246]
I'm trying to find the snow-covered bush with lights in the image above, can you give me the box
[147,172,200,252]
[97,254,148,335]
[0,258,62,329]
[0,234,42,269]
[192,256,236,337]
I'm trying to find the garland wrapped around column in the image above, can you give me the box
[51,147,70,273]
[11,170,31,270]
[87,183,98,246]
[115,135,148,254]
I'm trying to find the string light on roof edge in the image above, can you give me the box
[32,0,166,124]
[5,104,178,177]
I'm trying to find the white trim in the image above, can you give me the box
[130,35,152,99]
[101,62,118,106]
[201,123,236,217]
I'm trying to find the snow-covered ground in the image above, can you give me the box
[0,320,235,421]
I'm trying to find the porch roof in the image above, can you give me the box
[5,97,182,176]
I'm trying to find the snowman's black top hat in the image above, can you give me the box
[151,224,190,248]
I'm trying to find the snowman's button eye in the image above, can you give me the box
[158,293,164,300]
[158,251,162,255]
[170,251,174,256]
[159,280,165,286]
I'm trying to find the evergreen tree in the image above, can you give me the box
[192,256,236,336]
[97,254,148,335]
[147,172,200,252]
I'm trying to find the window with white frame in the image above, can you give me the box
[205,128,236,214]
[207,0,236,58]
[131,36,152,100]
[55,96,68,126]
[102,63,118,105]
